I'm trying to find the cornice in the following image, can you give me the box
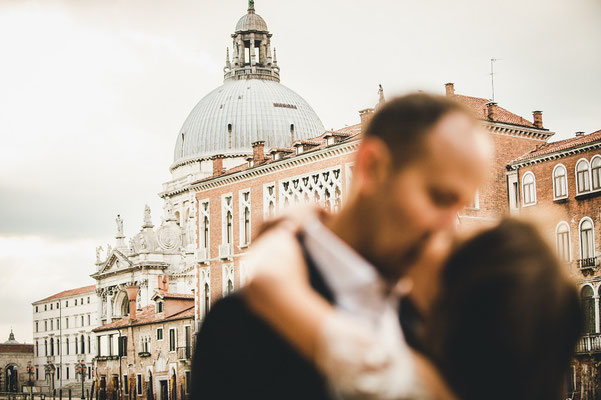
[189,139,359,192]
[90,263,169,279]
[508,141,601,170]
[482,120,553,141]
[168,152,249,173]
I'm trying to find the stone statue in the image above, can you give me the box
[107,244,112,256]
[164,198,175,220]
[248,0,255,10]
[116,214,124,237]
[95,246,104,263]
[377,84,385,109]
[144,205,152,227]
[140,234,148,250]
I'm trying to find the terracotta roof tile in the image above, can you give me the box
[333,123,362,136]
[93,300,194,332]
[512,129,601,162]
[33,285,96,304]
[452,94,536,128]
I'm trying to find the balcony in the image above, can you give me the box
[579,257,597,268]
[219,244,233,260]
[177,346,191,361]
[578,257,597,276]
[576,334,601,354]
[195,248,209,264]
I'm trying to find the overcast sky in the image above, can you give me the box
[1,0,600,343]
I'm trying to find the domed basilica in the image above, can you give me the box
[91,0,326,328]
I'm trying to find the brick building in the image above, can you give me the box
[184,81,552,322]
[0,331,34,393]
[93,281,194,400]
[508,129,601,399]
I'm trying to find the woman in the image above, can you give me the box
[243,218,582,399]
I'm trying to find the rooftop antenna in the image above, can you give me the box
[490,58,502,102]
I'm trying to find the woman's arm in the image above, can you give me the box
[244,225,331,361]
[243,223,457,400]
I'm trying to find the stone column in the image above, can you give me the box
[96,290,103,324]
[239,38,245,65]
[595,294,600,333]
[106,290,114,322]
[250,33,255,66]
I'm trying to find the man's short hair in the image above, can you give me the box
[364,92,473,167]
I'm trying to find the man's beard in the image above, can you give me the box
[369,231,432,284]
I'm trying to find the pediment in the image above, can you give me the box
[99,250,133,274]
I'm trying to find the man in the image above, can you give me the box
[191,93,492,399]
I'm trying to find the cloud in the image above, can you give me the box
[0,235,96,343]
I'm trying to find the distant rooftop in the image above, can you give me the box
[512,129,601,163]
[33,284,96,305]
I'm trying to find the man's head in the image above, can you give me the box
[340,92,492,281]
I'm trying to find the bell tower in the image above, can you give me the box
[224,0,280,82]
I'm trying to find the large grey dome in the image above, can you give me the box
[173,79,324,162]
[235,11,268,32]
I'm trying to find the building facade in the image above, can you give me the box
[0,331,34,393]
[32,285,97,393]
[508,129,601,399]
[183,83,552,323]
[93,288,194,400]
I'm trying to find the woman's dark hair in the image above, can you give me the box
[425,219,582,400]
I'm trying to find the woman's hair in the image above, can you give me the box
[425,219,582,400]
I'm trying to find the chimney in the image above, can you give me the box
[532,111,543,128]
[576,131,585,137]
[212,154,224,177]
[125,285,139,320]
[486,101,498,121]
[359,108,374,134]
[445,82,455,96]
[251,140,265,164]
[157,275,169,292]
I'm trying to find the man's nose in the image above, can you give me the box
[436,210,458,229]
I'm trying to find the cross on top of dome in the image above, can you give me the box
[225,1,279,82]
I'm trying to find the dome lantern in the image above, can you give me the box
[225,1,279,82]
[171,1,324,167]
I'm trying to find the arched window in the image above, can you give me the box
[553,164,568,199]
[592,156,601,190]
[227,124,233,149]
[556,222,571,262]
[50,338,54,356]
[227,278,234,295]
[81,335,85,354]
[580,218,596,262]
[204,283,210,318]
[66,338,69,355]
[44,340,47,356]
[522,172,536,206]
[576,159,591,194]
[581,286,596,334]
[226,211,233,244]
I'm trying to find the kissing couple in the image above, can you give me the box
[192,93,581,400]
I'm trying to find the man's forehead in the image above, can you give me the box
[422,114,491,170]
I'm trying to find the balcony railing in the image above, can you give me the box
[578,257,597,269]
[177,346,191,360]
[576,334,601,354]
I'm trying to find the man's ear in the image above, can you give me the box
[354,137,392,196]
